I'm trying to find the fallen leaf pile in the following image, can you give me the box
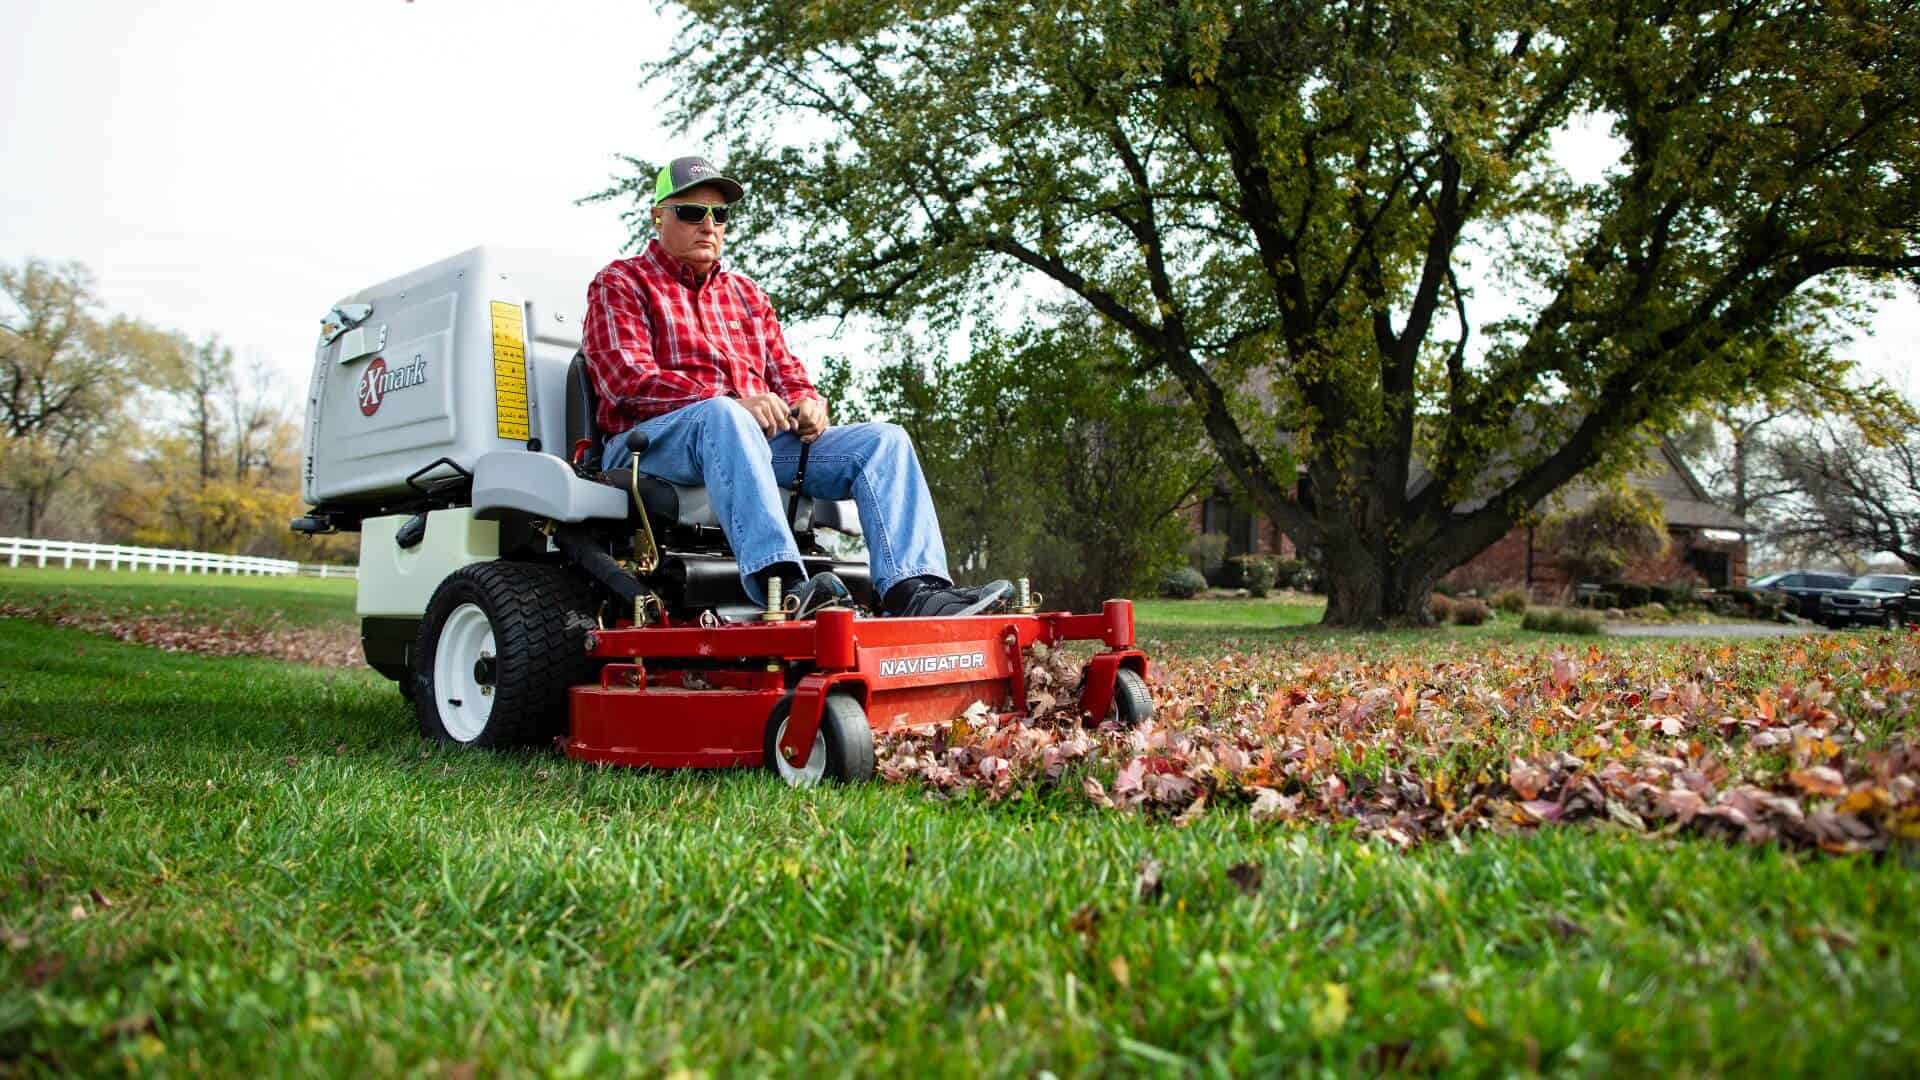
[877,633,1920,854]
[0,601,362,668]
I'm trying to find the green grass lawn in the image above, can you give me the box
[3,573,1917,1074]
[0,567,357,629]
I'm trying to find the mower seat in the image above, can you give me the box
[565,353,861,536]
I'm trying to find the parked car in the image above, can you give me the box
[1749,570,1857,621]
[1818,573,1920,629]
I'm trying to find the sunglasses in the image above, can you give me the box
[663,203,732,225]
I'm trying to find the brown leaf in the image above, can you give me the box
[1225,862,1264,896]
[1508,760,1549,800]
[1082,776,1116,809]
[1518,799,1563,824]
[1173,794,1208,827]
[1788,766,1846,798]
[1068,904,1100,941]
[1249,787,1298,823]
[24,954,65,987]
[88,887,113,909]
[1134,858,1163,903]
[1108,954,1131,987]
[1546,912,1587,940]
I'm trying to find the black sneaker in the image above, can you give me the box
[789,571,853,619]
[892,578,1013,618]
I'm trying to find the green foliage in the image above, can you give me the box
[858,317,1212,610]
[1161,566,1208,599]
[618,0,1920,625]
[1271,557,1309,591]
[1541,488,1670,585]
[1610,582,1654,609]
[1492,588,1530,615]
[1232,555,1277,597]
[1665,579,1701,609]
[1523,607,1606,635]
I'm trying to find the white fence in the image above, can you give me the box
[0,536,356,579]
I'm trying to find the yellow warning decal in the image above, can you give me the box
[489,301,531,441]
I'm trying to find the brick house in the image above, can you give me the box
[1185,439,1749,592]
[1443,440,1750,594]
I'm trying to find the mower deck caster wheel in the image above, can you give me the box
[1106,668,1153,726]
[765,693,875,787]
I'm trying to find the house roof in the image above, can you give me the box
[1550,441,1750,532]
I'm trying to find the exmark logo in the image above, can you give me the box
[878,651,987,678]
[357,353,429,416]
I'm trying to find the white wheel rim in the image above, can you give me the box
[772,714,828,787]
[434,602,496,742]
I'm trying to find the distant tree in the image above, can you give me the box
[612,0,1920,626]
[1538,487,1669,584]
[92,346,306,556]
[1671,329,1913,536]
[1772,413,1920,570]
[0,259,185,536]
[862,316,1213,610]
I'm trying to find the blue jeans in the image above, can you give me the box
[602,396,950,605]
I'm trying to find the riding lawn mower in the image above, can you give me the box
[291,247,1153,785]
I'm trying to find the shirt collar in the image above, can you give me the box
[643,238,722,287]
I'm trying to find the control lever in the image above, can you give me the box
[625,429,650,456]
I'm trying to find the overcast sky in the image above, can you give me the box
[3,0,1914,407]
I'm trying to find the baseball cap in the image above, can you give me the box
[653,156,744,204]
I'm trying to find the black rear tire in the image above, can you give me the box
[414,562,599,748]
[1106,668,1153,725]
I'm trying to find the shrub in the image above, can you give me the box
[1272,557,1308,590]
[1232,555,1278,597]
[1522,607,1605,635]
[1161,566,1208,598]
[1582,590,1619,611]
[1613,582,1652,608]
[1450,598,1492,626]
[1433,580,1460,598]
[1664,578,1701,609]
[1428,593,1457,622]
[1492,587,1529,614]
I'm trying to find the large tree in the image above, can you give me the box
[613,0,1920,625]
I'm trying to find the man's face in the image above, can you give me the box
[652,184,730,275]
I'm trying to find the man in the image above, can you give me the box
[581,155,1010,618]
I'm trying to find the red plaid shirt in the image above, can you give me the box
[580,239,819,434]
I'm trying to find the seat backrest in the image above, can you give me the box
[565,351,599,465]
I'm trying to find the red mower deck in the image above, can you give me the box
[566,600,1147,770]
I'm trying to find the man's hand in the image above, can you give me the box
[740,393,796,436]
[791,397,830,443]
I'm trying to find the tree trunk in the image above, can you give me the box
[1318,534,1444,628]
